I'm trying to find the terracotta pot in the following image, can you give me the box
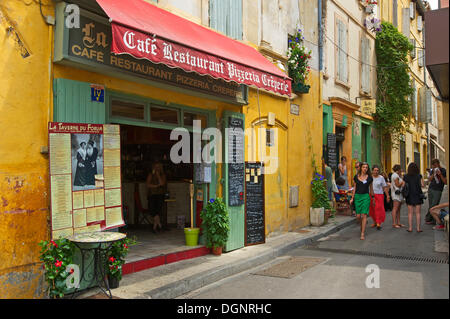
[212,246,222,256]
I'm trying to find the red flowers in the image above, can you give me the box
[54,260,62,267]
[109,256,115,262]
[123,244,128,249]
[50,240,58,248]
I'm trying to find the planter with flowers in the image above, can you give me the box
[38,238,76,299]
[310,172,332,226]
[287,29,312,94]
[200,198,230,256]
[106,236,137,288]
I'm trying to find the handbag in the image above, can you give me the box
[401,182,409,198]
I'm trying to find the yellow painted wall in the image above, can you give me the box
[0,0,55,298]
[243,70,322,235]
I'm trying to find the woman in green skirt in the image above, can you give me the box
[350,162,374,240]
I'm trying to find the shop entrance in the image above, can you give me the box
[105,93,216,271]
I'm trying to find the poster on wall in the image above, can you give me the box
[48,122,124,239]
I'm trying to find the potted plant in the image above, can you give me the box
[287,28,312,94]
[310,173,331,226]
[106,236,137,289]
[200,198,230,256]
[38,238,76,299]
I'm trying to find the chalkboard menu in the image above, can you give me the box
[327,133,337,171]
[228,117,245,206]
[245,162,265,246]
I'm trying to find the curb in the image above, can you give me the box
[145,217,356,299]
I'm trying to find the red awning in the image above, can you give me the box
[95,0,291,96]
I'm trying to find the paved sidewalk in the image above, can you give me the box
[80,215,355,299]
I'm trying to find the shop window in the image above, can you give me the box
[183,112,208,129]
[150,106,179,124]
[111,99,145,120]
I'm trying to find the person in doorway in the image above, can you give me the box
[338,156,349,190]
[390,165,405,229]
[369,165,390,230]
[74,142,87,186]
[350,162,374,240]
[85,140,99,186]
[403,162,425,233]
[322,157,334,201]
[429,202,449,230]
[146,160,166,233]
[426,159,447,225]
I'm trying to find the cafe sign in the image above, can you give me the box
[361,99,376,116]
[54,7,247,104]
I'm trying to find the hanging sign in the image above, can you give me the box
[48,122,124,239]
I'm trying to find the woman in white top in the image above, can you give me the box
[369,165,390,230]
[390,164,406,228]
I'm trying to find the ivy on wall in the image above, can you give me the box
[374,21,414,151]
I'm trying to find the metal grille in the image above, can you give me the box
[305,245,449,264]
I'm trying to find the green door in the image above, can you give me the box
[222,110,245,252]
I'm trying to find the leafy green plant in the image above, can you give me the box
[38,238,76,298]
[311,173,331,209]
[200,198,230,249]
[287,29,312,84]
[374,21,414,152]
[106,236,137,281]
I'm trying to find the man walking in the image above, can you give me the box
[426,159,447,224]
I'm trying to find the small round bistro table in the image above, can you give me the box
[67,231,126,299]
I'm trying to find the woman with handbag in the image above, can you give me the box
[390,165,406,229]
[403,162,425,233]
[350,162,374,240]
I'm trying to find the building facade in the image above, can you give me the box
[0,0,323,298]
[322,0,381,182]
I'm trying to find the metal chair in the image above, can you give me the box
[134,183,154,226]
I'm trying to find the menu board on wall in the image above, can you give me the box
[228,117,245,207]
[48,122,124,239]
[327,133,337,171]
[245,162,265,246]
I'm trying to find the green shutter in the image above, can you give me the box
[53,78,106,124]
[222,110,245,252]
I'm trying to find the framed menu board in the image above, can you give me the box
[245,162,265,246]
[48,122,124,239]
[228,117,245,206]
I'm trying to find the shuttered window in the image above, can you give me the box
[402,8,410,39]
[418,49,424,67]
[361,36,370,94]
[336,19,348,84]
[412,81,417,120]
[417,15,423,32]
[410,39,416,58]
[209,0,243,40]
[393,0,398,28]
[410,2,415,19]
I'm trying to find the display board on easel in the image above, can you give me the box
[245,162,265,246]
[48,122,125,239]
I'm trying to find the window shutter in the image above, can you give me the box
[425,88,432,123]
[412,81,417,119]
[402,8,410,39]
[341,22,348,83]
[418,49,424,67]
[410,39,416,58]
[419,86,425,122]
[410,2,415,19]
[417,15,423,32]
[337,20,343,81]
[361,37,370,93]
[393,0,398,28]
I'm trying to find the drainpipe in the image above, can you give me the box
[423,16,431,169]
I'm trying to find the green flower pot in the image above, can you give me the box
[184,227,200,246]
[293,82,310,94]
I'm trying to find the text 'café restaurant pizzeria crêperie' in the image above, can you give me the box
[49,0,291,274]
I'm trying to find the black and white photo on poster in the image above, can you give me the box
[71,133,103,191]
